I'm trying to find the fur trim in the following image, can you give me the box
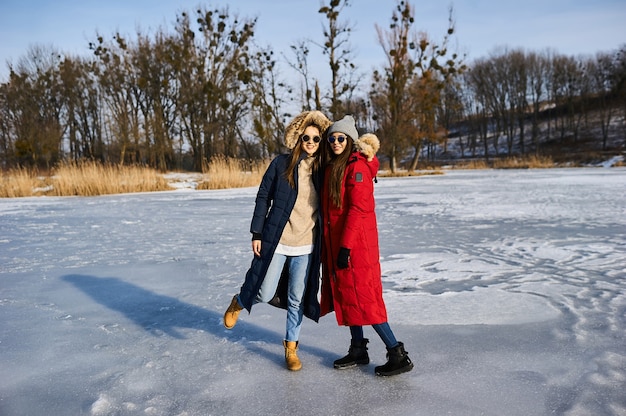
[284,110,332,149]
[354,133,380,161]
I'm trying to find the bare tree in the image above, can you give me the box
[615,45,626,143]
[285,40,315,111]
[508,49,529,155]
[465,60,494,160]
[372,1,464,171]
[91,33,144,165]
[58,56,104,162]
[6,45,65,168]
[318,0,360,118]
[170,6,257,170]
[527,51,548,152]
[370,1,416,172]
[406,11,465,170]
[437,77,465,156]
[248,47,292,158]
[131,31,179,171]
[590,52,617,150]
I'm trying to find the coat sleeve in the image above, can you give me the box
[250,157,279,234]
[340,160,375,249]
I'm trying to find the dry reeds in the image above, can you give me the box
[454,159,490,170]
[0,153,562,198]
[0,161,172,197]
[492,155,554,169]
[50,161,172,196]
[378,169,444,177]
[455,155,554,169]
[0,167,49,198]
[198,156,268,190]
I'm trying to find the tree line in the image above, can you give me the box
[1,0,624,173]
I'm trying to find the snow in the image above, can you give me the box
[1,167,625,416]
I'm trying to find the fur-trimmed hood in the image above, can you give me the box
[354,133,380,162]
[284,110,332,149]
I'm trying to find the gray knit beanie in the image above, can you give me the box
[327,115,359,141]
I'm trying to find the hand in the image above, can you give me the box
[336,247,350,269]
[252,240,261,257]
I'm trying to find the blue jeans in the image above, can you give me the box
[255,252,311,342]
[350,323,399,349]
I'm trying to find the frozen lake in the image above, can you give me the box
[1,168,625,416]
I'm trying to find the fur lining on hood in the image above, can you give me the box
[354,133,380,161]
[284,111,332,149]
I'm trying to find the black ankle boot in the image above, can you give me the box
[374,342,414,376]
[333,338,370,369]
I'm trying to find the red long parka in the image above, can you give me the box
[320,146,388,326]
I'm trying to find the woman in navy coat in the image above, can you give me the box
[223,110,331,371]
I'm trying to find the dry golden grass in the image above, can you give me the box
[454,159,490,170]
[0,161,172,197]
[492,155,555,168]
[50,161,172,196]
[198,156,268,190]
[0,158,268,198]
[378,169,444,177]
[0,167,49,198]
[0,153,601,198]
[454,155,555,169]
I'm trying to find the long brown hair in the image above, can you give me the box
[325,135,354,209]
[284,125,323,188]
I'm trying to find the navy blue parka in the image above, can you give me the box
[237,153,322,322]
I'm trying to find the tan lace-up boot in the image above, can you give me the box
[223,295,243,329]
[283,340,302,371]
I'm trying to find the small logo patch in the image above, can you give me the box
[355,172,363,182]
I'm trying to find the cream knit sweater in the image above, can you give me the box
[276,156,318,255]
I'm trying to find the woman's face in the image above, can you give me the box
[328,132,348,156]
[300,125,321,156]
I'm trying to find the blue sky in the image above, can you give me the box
[1,0,625,82]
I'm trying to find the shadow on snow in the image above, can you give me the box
[61,274,337,369]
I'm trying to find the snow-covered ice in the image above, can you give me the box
[1,168,625,416]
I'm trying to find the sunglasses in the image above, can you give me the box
[301,134,321,143]
[327,135,347,144]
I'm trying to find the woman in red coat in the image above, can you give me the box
[320,115,413,377]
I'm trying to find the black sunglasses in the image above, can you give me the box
[328,135,347,144]
[301,134,321,143]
